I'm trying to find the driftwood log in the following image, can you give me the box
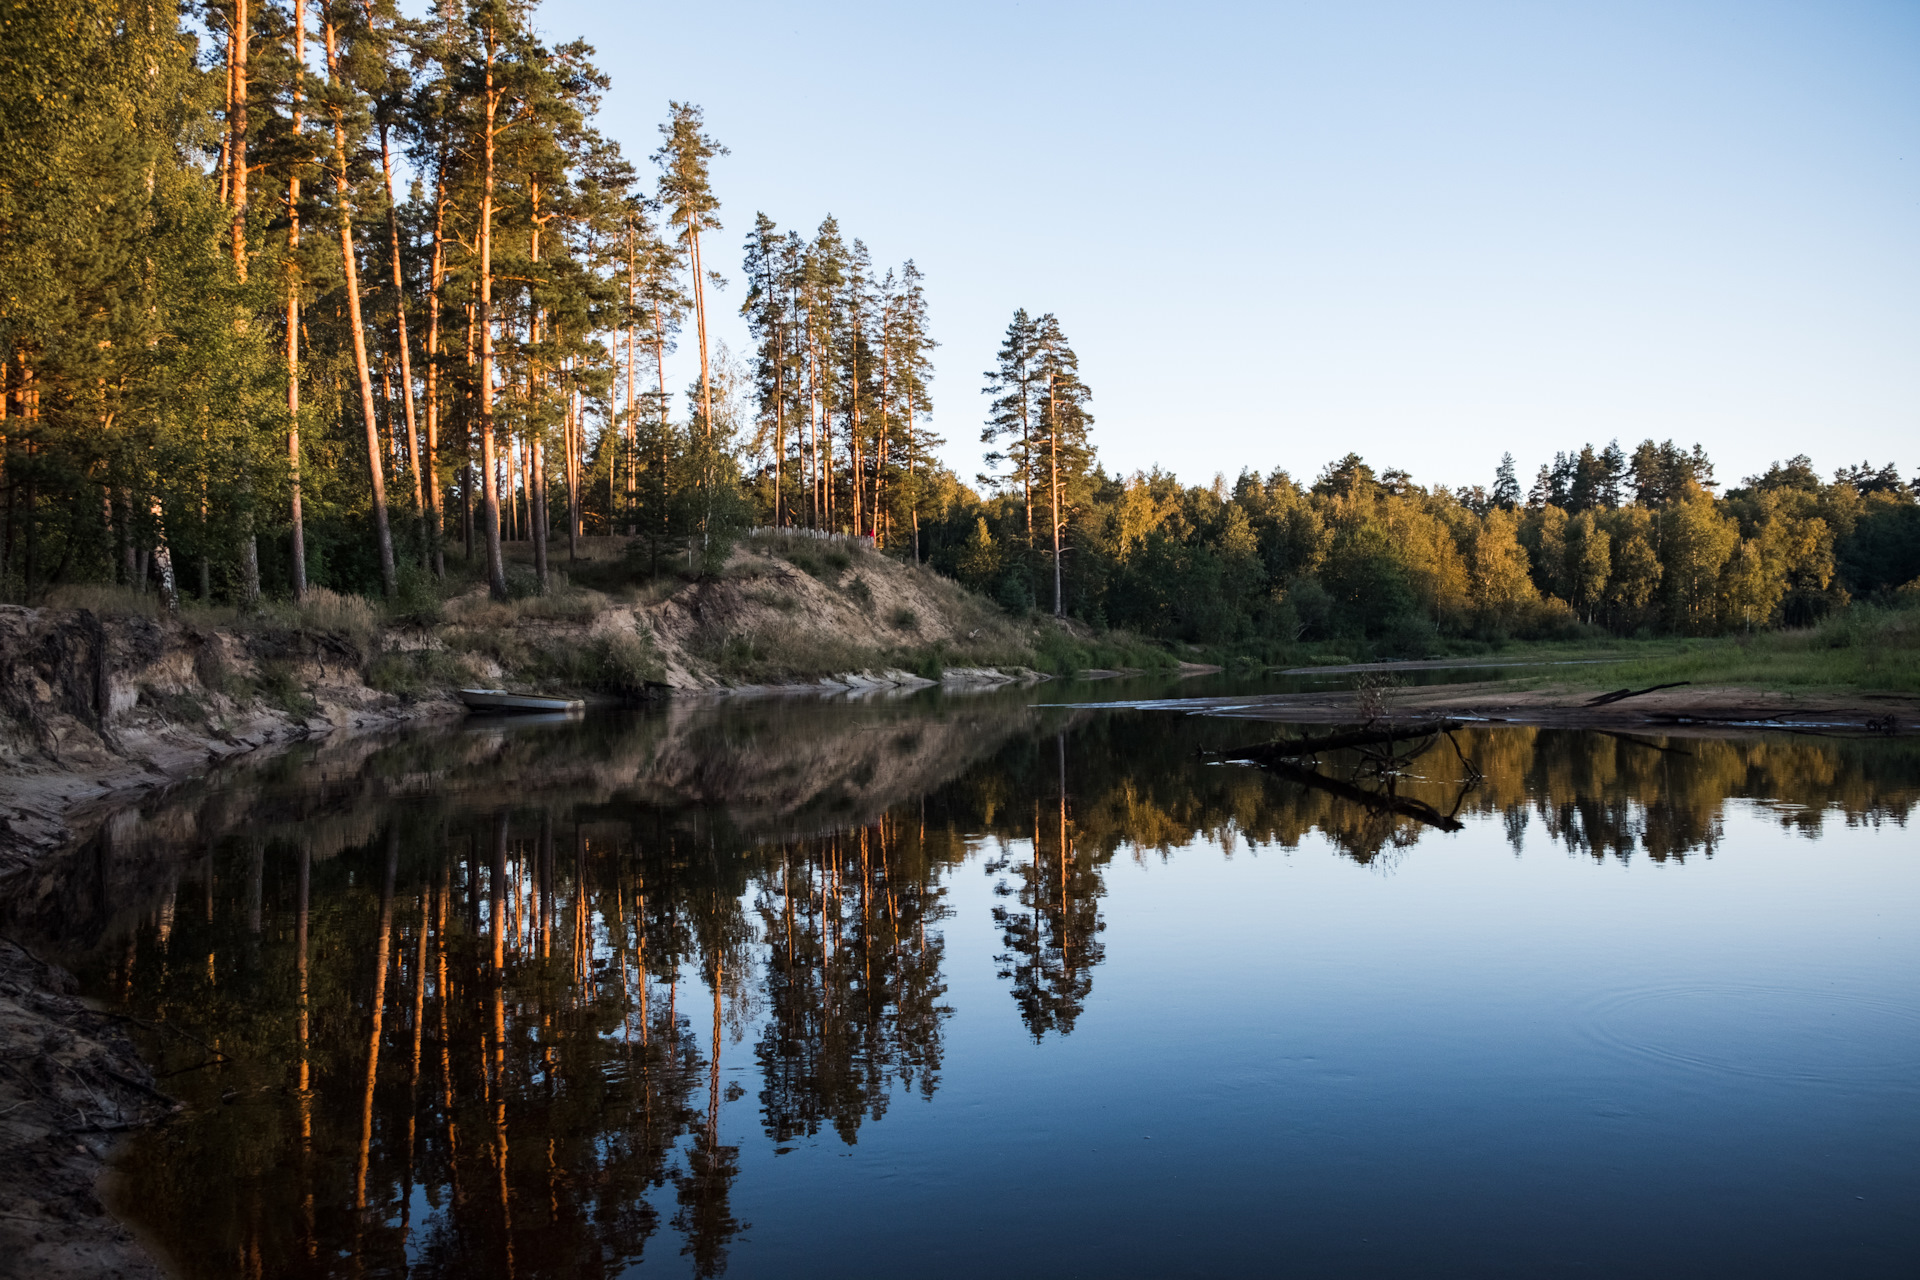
[1584,681,1690,707]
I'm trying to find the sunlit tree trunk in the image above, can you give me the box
[1048,373,1063,615]
[148,492,178,618]
[225,0,262,604]
[528,195,549,592]
[322,5,396,596]
[283,0,308,598]
[476,25,508,599]
[379,118,428,568]
[422,155,449,578]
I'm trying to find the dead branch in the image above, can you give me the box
[1255,759,1466,833]
[1584,681,1691,707]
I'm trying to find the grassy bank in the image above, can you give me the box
[1182,602,1920,695]
[1508,606,1920,695]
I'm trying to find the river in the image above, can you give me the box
[10,677,1918,1278]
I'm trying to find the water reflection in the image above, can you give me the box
[990,736,1104,1040]
[9,694,1918,1277]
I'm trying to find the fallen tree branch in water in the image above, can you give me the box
[1584,681,1690,707]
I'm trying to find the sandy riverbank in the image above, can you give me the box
[1076,679,1918,734]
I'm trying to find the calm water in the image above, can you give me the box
[12,681,1919,1278]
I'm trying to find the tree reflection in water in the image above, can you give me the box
[993,734,1105,1040]
[13,701,1916,1278]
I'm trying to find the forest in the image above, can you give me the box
[3,0,1917,656]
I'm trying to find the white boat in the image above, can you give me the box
[457,688,586,714]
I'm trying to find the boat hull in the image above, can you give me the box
[456,689,586,714]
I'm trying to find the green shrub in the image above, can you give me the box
[589,630,664,692]
[888,605,918,630]
[504,565,541,600]
[255,659,317,718]
[781,546,846,582]
[137,684,207,726]
[386,566,445,626]
[366,649,471,697]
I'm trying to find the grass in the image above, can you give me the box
[365,649,479,699]
[1193,604,1920,696]
[442,581,615,627]
[750,587,801,613]
[43,584,163,618]
[690,622,876,683]
[1529,607,1920,695]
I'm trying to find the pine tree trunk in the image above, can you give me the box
[773,320,784,528]
[119,490,137,587]
[877,323,890,550]
[560,378,576,564]
[325,16,396,597]
[229,0,249,280]
[528,203,548,592]
[907,381,919,565]
[1023,381,1033,545]
[462,299,476,563]
[285,0,307,599]
[652,293,670,555]
[423,159,448,578]
[624,229,638,535]
[229,0,261,605]
[477,37,507,600]
[531,435,548,591]
[690,220,712,435]
[380,121,428,569]
[1049,379,1063,617]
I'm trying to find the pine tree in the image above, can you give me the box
[405,0,474,580]
[1030,313,1094,616]
[318,0,398,595]
[893,260,938,562]
[624,201,687,552]
[1598,439,1627,508]
[277,0,316,595]
[799,218,848,529]
[365,6,427,570]
[653,103,726,439]
[981,309,1040,538]
[1492,452,1521,509]
[741,213,793,527]
[841,237,876,537]
[459,0,545,600]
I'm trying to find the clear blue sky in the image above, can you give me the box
[536,0,1919,494]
